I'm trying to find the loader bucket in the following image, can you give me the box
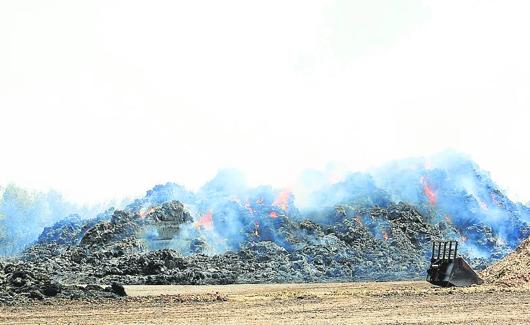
[426,241,483,287]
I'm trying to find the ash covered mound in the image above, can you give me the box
[481,236,530,286]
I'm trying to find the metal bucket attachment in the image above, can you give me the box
[426,241,483,287]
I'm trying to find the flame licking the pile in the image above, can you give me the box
[269,211,278,218]
[195,211,213,230]
[273,188,291,211]
[420,176,437,206]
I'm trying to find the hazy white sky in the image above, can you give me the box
[1,0,530,204]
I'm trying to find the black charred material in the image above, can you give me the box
[143,201,193,241]
[2,200,499,304]
[15,202,448,289]
[0,262,125,305]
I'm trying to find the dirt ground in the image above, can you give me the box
[2,281,530,324]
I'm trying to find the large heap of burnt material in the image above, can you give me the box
[481,236,530,287]
[18,201,471,285]
[3,152,530,304]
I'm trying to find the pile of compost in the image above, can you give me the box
[481,236,530,287]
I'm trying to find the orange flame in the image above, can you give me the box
[273,189,291,211]
[421,176,437,205]
[254,221,260,237]
[382,229,389,241]
[269,211,278,218]
[195,211,213,230]
[354,215,363,225]
[478,199,489,211]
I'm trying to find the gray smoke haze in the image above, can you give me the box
[2,151,530,260]
[0,184,119,255]
[133,151,530,259]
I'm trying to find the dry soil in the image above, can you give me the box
[2,281,530,324]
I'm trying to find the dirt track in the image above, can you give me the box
[2,281,530,324]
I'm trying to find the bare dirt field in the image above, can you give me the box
[2,281,530,324]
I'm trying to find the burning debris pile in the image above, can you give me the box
[2,151,530,303]
[20,201,444,287]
